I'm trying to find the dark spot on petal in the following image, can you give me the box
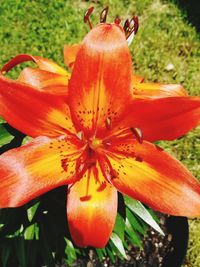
[135,156,143,162]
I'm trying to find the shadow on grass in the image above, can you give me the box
[172,0,200,32]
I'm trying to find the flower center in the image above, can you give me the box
[90,138,102,150]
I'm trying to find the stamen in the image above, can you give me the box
[123,16,139,45]
[84,6,94,30]
[129,16,139,35]
[97,181,107,192]
[130,127,143,144]
[105,117,112,130]
[114,18,121,25]
[100,6,109,23]
[80,168,91,201]
[123,19,130,32]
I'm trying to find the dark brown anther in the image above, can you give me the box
[131,16,139,34]
[84,6,94,29]
[123,19,130,31]
[130,127,143,144]
[100,6,109,23]
[124,16,139,39]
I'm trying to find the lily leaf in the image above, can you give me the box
[124,196,164,235]
[113,213,125,241]
[125,218,142,247]
[24,224,36,240]
[126,208,146,235]
[110,232,127,259]
[96,248,106,261]
[106,247,115,263]
[64,238,77,265]
[0,117,5,123]
[0,124,13,147]
[27,202,40,222]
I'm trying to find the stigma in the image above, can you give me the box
[90,138,102,150]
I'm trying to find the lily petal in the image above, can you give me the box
[68,23,133,138]
[64,44,80,69]
[133,82,188,99]
[132,74,144,84]
[18,67,69,95]
[0,75,75,137]
[67,165,117,248]
[102,139,200,217]
[0,135,84,207]
[113,96,200,142]
[1,54,68,76]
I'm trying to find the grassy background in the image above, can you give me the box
[0,0,199,266]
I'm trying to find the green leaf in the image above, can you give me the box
[126,208,146,235]
[64,238,77,265]
[124,196,164,235]
[24,224,36,240]
[0,124,13,146]
[106,247,115,263]
[22,136,33,145]
[96,248,105,261]
[110,232,127,259]
[0,117,5,123]
[113,213,125,240]
[125,218,141,247]
[27,202,40,222]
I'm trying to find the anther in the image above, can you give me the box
[105,117,112,130]
[97,181,107,192]
[100,6,109,23]
[130,16,139,34]
[123,16,139,45]
[84,6,94,30]
[130,127,143,144]
[80,169,91,201]
[114,18,121,25]
[123,19,130,32]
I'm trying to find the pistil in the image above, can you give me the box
[90,138,102,150]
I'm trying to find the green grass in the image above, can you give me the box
[0,0,200,266]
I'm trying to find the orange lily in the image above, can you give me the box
[0,12,200,249]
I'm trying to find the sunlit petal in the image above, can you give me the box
[68,23,133,138]
[133,82,187,99]
[101,139,200,217]
[64,44,80,69]
[2,54,68,76]
[0,135,85,207]
[18,67,69,95]
[112,96,200,141]
[0,75,75,137]
[67,164,117,248]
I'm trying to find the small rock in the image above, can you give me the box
[165,63,174,71]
